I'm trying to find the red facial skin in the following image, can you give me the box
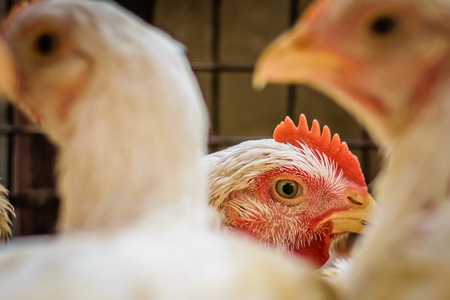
[221,166,352,267]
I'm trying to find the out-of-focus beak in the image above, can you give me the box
[254,29,325,88]
[329,190,378,234]
[0,38,17,100]
[253,25,387,117]
[253,28,349,91]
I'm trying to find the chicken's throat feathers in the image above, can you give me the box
[274,114,366,189]
[221,193,336,266]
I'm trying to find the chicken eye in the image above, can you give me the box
[275,180,303,199]
[369,15,397,36]
[34,32,60,56]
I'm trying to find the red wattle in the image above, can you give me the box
[292,234,331,267]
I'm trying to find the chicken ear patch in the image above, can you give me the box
[273,114,366,188]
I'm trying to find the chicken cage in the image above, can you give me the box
[0,0,379,236]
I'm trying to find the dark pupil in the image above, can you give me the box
[35,33,59,55]
[370,16,396,35]
[282,183,294,195]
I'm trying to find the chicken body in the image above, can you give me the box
[206,115,375,267]
[0,1,336,299]
[255,0,450,299]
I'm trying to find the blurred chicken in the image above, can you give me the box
[255,0,450,299]
[3,0,210,233]
[0,1,337,299]
[206,114,376,267]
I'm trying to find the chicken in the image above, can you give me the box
[206,114,376,267]
[0,1,338,299]
[254,0,450,299]
[3,0,215,233]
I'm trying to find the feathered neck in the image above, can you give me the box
[54,41,211,232]
[375,64,450,216]
[344,60,450,273]
[340,59,450,299]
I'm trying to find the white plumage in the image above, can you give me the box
[206,140,348,208]
[204,116,376,267]
[0,1,336,299]
[254,0,450,298]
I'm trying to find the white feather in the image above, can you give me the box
[206,139,346,208]
[0,1,334,299]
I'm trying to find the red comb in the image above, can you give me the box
[273,114,366,188]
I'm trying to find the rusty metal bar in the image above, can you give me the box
[192,61,253,72]
[286,0,300,120]
[9,190,59,209]
[0,124,44,135]
[210,0,222,135]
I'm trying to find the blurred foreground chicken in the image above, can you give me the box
[206,114,376,267]
[0,1,338,299]
[255,0,450,299]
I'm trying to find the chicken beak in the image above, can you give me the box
[329,190,378,234]
[253,28,345,89]
[253,25,387,118]
[0,38,17,100]
[252,26,366,111]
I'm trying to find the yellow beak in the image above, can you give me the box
[253,25,386,116]
[254,28,353,90]
[329,191,377,234]
[0,38,17,100]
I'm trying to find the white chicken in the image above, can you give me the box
[0,1,336,299]
[255,0,450,299]
[205,114,376,267]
